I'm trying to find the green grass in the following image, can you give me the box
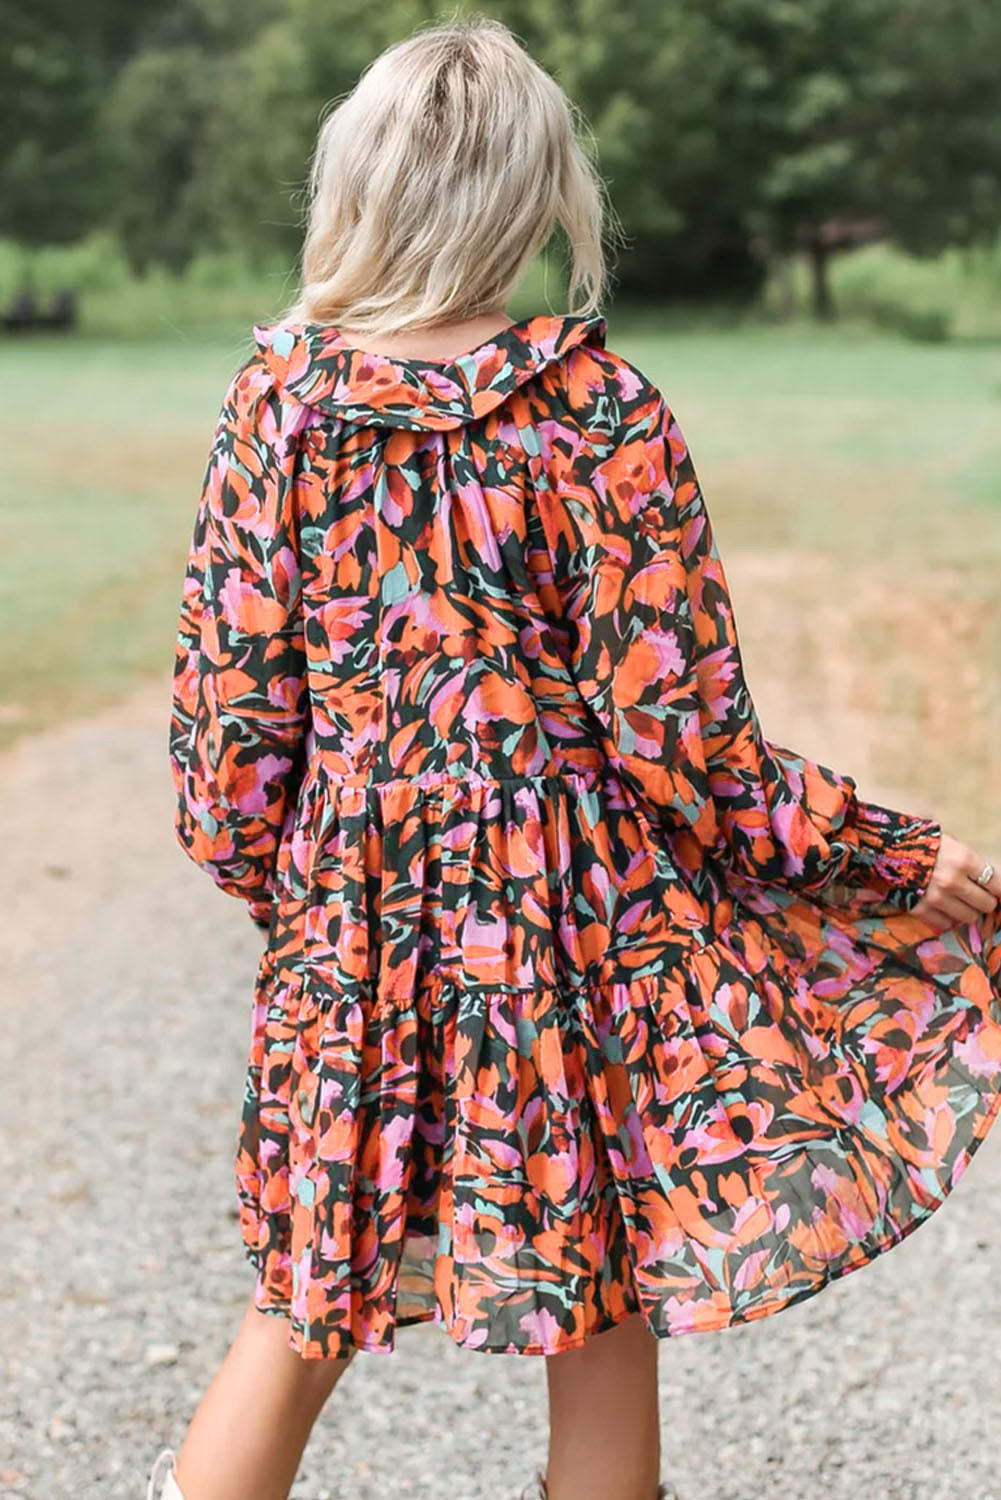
[609,312,1001,565]
[2,316,999,765]
[0,337,248,741]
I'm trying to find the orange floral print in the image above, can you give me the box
[169,312,1001,1359]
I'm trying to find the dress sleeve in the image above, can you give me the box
[168,355,310,929]
[536,382,942,913]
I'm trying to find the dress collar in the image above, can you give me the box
[253,311,607,430]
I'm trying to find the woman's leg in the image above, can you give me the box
[544,1313,661,1500]
[171,1297,355,1500]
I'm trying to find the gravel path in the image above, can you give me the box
[2,671,999,1500]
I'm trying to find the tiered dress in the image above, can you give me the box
[169,311,1001,1359]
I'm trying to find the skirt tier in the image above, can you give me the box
[233,768,1001,1356]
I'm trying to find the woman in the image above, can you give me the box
[157,16,1001,1500]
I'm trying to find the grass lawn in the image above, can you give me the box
[2,314,999,840]
[0,332,256,742]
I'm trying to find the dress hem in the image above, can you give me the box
[243,1067,1001,1359]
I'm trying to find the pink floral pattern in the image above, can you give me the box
[169,312,1001,1357]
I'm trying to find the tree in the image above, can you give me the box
[494,0,770,301]
[700,0,1001,316]
[9,0,998,311]
[102,46,218,273]
[0,0,161,245]
[512,0,1001,315]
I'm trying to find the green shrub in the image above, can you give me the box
[830,239,1001,342]
[0,234,569,340]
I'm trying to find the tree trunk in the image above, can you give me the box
[808,237,835,320]
[776,252,796,321]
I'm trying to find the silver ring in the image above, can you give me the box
[975,860,995,888]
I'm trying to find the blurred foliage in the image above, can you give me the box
[3,231,1000,344]
[2,0,1001,315]
[0,0,147,243]
[0,237,566,339]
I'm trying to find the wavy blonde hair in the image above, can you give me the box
[285,13,619,336]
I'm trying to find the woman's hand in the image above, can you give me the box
[911,832,1001,932]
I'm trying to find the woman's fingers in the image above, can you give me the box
[961,847,1001,905]
[959,879,999,916]
[935,891,989,926]
[911,832,1000,931]
[913,894,984,933]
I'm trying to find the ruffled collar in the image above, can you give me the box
[253,311,607,431]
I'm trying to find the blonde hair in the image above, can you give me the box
[285,13,620,336]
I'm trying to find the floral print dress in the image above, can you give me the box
[169,311,1001,1359]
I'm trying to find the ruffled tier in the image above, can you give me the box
[265,766,717,1003]
[234,770,1001,1356]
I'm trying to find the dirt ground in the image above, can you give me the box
[2,602,1000,1500]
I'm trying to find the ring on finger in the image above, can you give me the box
[974,860,995,888]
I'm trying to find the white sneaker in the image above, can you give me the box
[146,1448,186,1500]
[516,1474,547,1500]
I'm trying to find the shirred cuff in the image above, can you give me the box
[850,799,942,907]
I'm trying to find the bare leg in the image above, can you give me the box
[172,1297,355,1500]
[544,1313,661,1500]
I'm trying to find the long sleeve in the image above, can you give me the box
[169,355,310,930]
[535,381,942,913]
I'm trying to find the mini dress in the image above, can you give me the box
[168,311,1001,1358]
